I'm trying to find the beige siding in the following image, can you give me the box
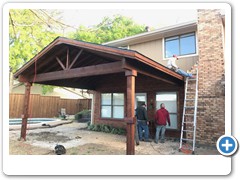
[129,39,198,71]
[130,39,163,62]
[160,55,199,71]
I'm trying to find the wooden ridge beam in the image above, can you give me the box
[28,61,124,82]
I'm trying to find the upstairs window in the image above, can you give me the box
[165,32,196,58]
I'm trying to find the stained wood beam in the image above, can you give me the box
[18,75,30,83]
[122,59,178,85]
[66,48,69,69]
[20,82,32,141]
[69,49,83,69]
[29,61,124,82]
[56,56,66,70]
[125,70,136,155]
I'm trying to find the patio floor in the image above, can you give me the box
[9,122,219,155]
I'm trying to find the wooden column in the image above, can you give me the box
[20,82,32,141]
[125,70,137,155]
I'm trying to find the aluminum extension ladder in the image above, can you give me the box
[179,69,199,154]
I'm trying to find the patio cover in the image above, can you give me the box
[13,37,184,155]
[14,37,184,87]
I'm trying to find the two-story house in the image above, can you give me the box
[102,9,225,146]
[14,9,225,154]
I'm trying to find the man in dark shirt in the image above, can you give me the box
[154,103,171,143]
[135,103,151,142]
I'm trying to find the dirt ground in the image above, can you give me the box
[9,122,219,155]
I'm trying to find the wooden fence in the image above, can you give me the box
[9,94,91,118]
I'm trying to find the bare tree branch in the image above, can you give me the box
[29,9,52,28]
[9,12,16,38]
[40,9,78,30]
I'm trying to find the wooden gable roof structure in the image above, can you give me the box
[14,37,184,155]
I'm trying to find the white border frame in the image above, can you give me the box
[3,2,232,176]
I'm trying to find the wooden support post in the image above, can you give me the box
[125,70,137,155]
[20,82,32,141]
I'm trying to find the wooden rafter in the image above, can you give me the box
[56,56,66,70]
[69,49,83,69]
[122,59,178,85]
[28,61,124,82]
[66,48,69,69]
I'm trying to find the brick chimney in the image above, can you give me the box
[196,9,225,145]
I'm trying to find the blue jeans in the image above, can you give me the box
[137,120,150,141]
[155,125,166,143]
[176,69,192,77]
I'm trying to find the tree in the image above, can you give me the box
[9,9,73,93]
[9,9,63,72]
[9,12,146,94]
[69,14,146,44]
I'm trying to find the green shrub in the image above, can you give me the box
[87,124,126,135]
[75,109,91,120]
[111,128,119,134]
[117,128,126,135]
[103,125,111,133]
[87,124,95,130]
[87,121,91,126]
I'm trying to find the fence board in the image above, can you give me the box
[9,94,91,118]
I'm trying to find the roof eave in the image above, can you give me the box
[14,37,63,78]
[103,20,197,47]
[14,37,184,82]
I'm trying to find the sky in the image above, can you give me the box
[59,9,197,32]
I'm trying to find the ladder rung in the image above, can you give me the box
[183,122,194,124]
[183,130,194,133]
[182,138,193,141]
[180,147,193,151]
[185,106,195,108]
[181,70,198,152]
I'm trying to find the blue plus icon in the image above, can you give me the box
[217,135,238,156]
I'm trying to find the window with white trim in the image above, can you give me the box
[101,93,124,119]
[165,32,196,58]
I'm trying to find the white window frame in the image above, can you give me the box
[162,31,198,60]
[100,93,124,119]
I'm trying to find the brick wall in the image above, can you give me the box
[197,9,225,145]
[92,73,184,137]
